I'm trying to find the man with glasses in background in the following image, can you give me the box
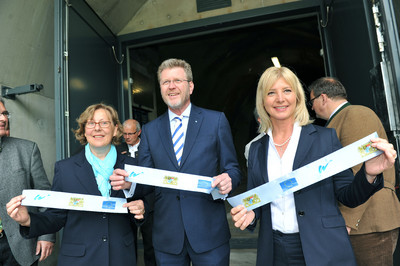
[118,119,142,160]
[118,119,156,266]
[308,77,400,266]
[0,96,55,266]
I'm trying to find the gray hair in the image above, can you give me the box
[308,77,347,100]
[157,58,193,82]
[123,119,141,131]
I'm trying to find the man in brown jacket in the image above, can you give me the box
[309,77,400,266]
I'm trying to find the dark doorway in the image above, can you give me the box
[128,15,325,178]
[55,0,121,157]
[68,7,120,155]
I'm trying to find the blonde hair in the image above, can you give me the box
[157,58,193,82]
[256,66,312,133]
[73,103,123,145]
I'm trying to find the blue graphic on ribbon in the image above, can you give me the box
[279,178,298,192]
[102,201,116,210]
[34,194,50,200]
[129,171,144,178]
[197,180,212,189]
[318,160,332,173]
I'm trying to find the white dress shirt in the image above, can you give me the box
[123,141,141,198]
[168,103,191,144]
[267,122,302,233]
[128,139,140,158]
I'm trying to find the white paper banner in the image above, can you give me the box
[22,189,128,213]
[125,165,226,200]
[227,132,382,210]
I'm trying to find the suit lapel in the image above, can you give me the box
[157,113,179,169]
[259,135,270,184]
[293,124,316,170]
[111,154,127,197]
[74,151,102,196]
[180,105,202,167]
[259,125,316,183]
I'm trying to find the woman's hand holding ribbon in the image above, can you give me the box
[230,205,256,231]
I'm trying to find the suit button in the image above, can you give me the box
[176,196,180,201]
[102,236,107,242]
[298,211,305,216]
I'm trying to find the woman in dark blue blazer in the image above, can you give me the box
[7,103,146,266]
[230,67,397,266]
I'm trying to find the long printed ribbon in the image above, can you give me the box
[124,165,226,200]
[22,189,127,213]
[227,132,382,210]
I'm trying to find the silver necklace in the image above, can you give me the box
[274,135,292,147]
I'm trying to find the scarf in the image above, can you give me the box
[85,144,117,197]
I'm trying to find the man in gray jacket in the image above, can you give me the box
[0,96,55,266]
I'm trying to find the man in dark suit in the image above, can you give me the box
[111,58,241,265]
[142,58,241,265]
[0,96,55,266]
[118,119,156,266]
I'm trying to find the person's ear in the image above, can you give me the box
[320,94,328,104]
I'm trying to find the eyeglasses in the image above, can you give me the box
[123,132,137,136]
[307,94,321,107]
[0,111,10,118]
[161,79,190,87]
[86,121,112,128]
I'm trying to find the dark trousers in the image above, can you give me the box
[133,211,156,266]
[350,228,399,266]
[0,231,20,266]
[154,233,230,266]
[273,230,306,266]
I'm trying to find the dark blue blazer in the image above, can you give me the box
[139,105,241,254]
[247,124,382,266]
[21,150,141,266]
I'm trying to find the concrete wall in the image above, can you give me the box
[119,0,299,35]
[0,0,55,178]
[0,1,57,264]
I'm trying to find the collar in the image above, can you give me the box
[267,121,301,139]
[128,139,141,149]
[326,102,351,126]
[168,103,191,121]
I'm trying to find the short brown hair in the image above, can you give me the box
[73,103,123,145]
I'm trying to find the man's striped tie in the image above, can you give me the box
[172,116,184,165]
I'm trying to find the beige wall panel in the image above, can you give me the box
[119,0,299,35]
